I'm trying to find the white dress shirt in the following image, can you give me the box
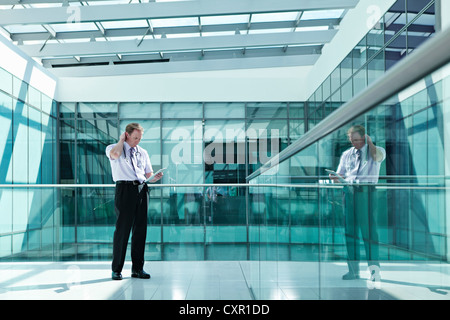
[106,141,153,183]
[336,144,386,183]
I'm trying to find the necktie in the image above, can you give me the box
[356,149,362,173]
[130,147,136,172]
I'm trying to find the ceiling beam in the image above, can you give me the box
[42,45,323,67]
[47,54,320,77]
[18,29,337,58]
[1,0,113,3]
[0,0,358,25]
[10,19,340,42]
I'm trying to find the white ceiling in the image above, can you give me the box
[0,0,358,76]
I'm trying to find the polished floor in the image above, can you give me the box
[0,261,449,300]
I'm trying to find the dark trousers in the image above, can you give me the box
[112,183,149,273]
[344,185,380,274]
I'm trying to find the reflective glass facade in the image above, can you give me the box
[248,50,450,300]
[60,102,301,186]
[57,102,301,260]
[0,66,58,259]
[307,0,436,129]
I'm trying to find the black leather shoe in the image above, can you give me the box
[131,270,151,279]
[112,272,122,280]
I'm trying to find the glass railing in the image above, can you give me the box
[0,184,251,262]
[247,27,450,299]
[1,180,448,299]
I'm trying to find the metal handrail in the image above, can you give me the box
[246,27,450,181]
[0,180,447,189]
[0,183,246,188]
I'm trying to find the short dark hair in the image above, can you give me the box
[347,125,365,137]
[125,123,144,135]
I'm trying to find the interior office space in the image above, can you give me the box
[0,0,449,300]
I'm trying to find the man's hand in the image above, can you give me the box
[119,131,127,142]
[148,172,163,183]
[110,132,127,160]
[365,134,384,161]
[329,173,343,182]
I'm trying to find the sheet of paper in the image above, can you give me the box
[145,168,166,183]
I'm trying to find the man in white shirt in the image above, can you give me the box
[330,125,385,281]
[106,123,163,280]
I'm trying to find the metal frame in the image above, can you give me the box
[0,0,357,25]
[18,29,337,58]
[9,18,341,42]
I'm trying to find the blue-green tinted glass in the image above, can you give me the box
[204,102,245,118]
[0,67,12,94]
[78,102,117,118]
[162,102,202,118]
[119,102,160,118]
[247,102,287,118]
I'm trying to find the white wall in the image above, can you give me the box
[0,33,57,99]
[55,65,312,102]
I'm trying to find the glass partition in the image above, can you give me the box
[0,184,252,262]
[248,59,450,299]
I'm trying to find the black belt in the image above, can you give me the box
[116,180,143,186]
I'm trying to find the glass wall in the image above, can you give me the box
[248,57,450,299]
[50,1,436,267]
[60,102,301,185]
[0,66,58,259]
[307,0,436,130]
[59,101,300,190]
[56,101,302,260]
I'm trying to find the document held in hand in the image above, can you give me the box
[145,168,166,183]
[325,169,346,183]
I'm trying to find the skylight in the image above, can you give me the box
[202,31,236,37]
[0,0,358,73]
[49,23,98,33]
[251,11,300,23]
[5,24,47,33]
[150,17,199,28]
[166,33,201,39]
[296,26,330,32]
[301,9,345,20]
[101,20,149,29]
[201,15,250,26]
[248,28,293,35]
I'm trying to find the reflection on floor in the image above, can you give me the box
[0,261,449,300]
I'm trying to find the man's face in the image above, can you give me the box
[348,132,365,149]
[127,129,143,148]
